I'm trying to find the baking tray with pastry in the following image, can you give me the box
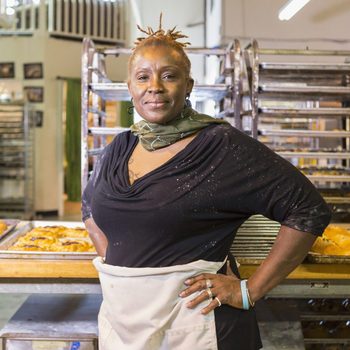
[307,224,350,263]
[0,219,20,240]
[0,220,97,259]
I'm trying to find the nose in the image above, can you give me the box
[147,76,164,93]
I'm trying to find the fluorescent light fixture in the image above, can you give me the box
[278,0,311,21]
[5,7,15,15]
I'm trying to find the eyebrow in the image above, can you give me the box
[134,64,181,71]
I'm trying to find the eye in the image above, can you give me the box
[136,74,149,82]
[163,73,176,80]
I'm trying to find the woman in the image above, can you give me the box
[82,22,331,350]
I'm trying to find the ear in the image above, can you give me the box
[186,78,194,95]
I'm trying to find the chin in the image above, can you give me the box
[143,113,176,124]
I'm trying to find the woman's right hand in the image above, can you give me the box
[179,271,244,314]
[84,217,108,257]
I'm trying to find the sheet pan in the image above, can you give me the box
[306,252,350,264]
[0,219,20,240]
[0,220,97,260]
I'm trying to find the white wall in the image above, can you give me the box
[221,0,350,51]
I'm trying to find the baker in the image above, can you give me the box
[82,17,331,350]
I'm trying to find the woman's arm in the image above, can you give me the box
[84,217,108,257]
[181,225,317,314]
[247,225,316,302]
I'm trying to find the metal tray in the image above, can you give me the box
[0,220,97,260]
[306,252,350,264]
[0,219,20,240]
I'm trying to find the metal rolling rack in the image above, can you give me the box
[0,102,34,219]
[237,40,350,257]
[238,43,350,349]
[81,38,243,189]
[234,41,350,243]
[243,41,350,215]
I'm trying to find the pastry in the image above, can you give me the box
[8,225,95,253]
[311,225,350,256]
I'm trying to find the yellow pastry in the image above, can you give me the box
[9,225,95,253]
[311,225,350,256]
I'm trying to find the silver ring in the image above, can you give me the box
[206,279,212,288]
[215,297,222,307]
[206,288,213,299]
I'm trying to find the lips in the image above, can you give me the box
[145,100,168,108]
[145,100,167,104]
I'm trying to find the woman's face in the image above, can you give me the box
[128,46,194,124]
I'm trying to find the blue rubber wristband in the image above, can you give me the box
[240,279,250,310]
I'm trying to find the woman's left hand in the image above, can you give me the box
[179,273,243,314]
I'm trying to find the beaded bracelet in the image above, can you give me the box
[240,279,250,310]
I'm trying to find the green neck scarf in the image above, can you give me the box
[130,107,228,151]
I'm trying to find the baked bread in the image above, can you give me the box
[52,238,95,252]
[60,228,89,238]
[8,225,95,253]
[311,225,350,256]
[10,244,43,251]
[16,234,58,246]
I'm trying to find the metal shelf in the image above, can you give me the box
[306,175,350,182]
[276,151,350,159]
[100,47,231,57]
[260,129,350,137]
[301,314,350,321]
[88,148,104,156]
[0,103,34,219]
[324,197,350,204]
[90,82,230,102]
[259,107,350,117]
[260,62,350,72]
[89,126,128,135]
[259,84,350,97]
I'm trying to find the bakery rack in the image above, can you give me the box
[0,102,35,219]
[81,38,243,189]
[241,41,350,221]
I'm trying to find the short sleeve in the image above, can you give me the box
[228,131,332,236]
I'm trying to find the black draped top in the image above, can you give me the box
[82,123,331,267]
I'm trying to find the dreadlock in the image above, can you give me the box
[128,13,192,77]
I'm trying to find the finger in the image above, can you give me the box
[200,297,221,315]
[179,280,208,298]
[186,290,213,309]
[184,273,215,285]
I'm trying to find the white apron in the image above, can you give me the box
[93,257,226,350]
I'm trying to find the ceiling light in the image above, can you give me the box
[5,7,15,15]
[278,0,311,21]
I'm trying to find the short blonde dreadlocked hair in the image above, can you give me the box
[128,14,192,77]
